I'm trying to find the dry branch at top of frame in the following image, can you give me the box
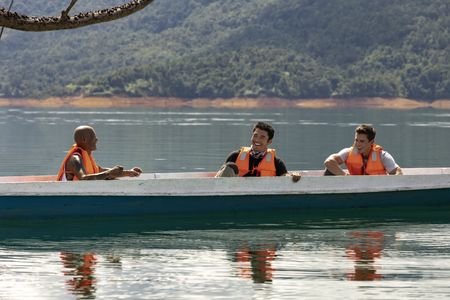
[0,0,155,32]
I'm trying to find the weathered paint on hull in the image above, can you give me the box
[1,188,450,218]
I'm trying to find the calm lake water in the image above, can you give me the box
[1,106,450,299]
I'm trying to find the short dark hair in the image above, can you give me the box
[355,124,376,141]
[253,121,274,140]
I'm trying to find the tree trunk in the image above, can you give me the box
[0,0,155,32]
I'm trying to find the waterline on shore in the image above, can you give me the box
[1,97,450,109]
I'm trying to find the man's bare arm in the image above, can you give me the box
[324,154,347,175]
[66,155,123,180]
[100,166,142,177]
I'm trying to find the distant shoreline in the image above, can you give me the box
[1,96,450,110]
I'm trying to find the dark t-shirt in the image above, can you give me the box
[225,150,288,176]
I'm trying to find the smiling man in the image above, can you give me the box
[215,122,299,180]
[324,124,402,176]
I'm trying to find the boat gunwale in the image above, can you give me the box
[1,168,450,197]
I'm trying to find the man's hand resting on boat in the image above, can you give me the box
[103,165,124,180]
[122,167,143,177]
[105,166,143,179]
[289,172,301,183]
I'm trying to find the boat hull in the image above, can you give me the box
[2,188,450,218]
[2,168,450,218]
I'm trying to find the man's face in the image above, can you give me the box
[251,128,272,152]
[354,133,373,154]
[85,130,98,152]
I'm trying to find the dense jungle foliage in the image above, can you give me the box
[0,0,449,100]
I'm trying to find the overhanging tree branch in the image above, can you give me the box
[0,0,155,32]
[0,0,14,39]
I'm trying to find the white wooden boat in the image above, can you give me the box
[1,168,450,218]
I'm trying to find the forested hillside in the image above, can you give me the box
[1,0,449,101]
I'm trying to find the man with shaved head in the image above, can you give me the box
[57,125,142,181]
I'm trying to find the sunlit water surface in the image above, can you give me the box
[1,107,450,299]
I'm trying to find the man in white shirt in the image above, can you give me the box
[324,124,402,176]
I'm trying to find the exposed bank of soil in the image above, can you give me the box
[1,96,450,109]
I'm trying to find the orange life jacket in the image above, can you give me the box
[235,147,277,177]
[56,144,99,181]
[345,144,386,175]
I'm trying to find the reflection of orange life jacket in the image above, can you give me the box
[235,147,276,177]
[57,144,99,181]
[235,247,276,282]
[345,144,386,175]
[346,231,384,281]
[60,252,97,293]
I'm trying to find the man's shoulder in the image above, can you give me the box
[225,150,241,163]
[380,150,396,161]
[337,147,352,159]
[69,151,82,160]
[274,155,285,163]
[273,155,287,176]
[274,156,286,168]
[66,152,81,165]
[339,147,352,153]
[379,150,398,172]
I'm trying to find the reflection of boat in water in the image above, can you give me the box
[1,168,450,218]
